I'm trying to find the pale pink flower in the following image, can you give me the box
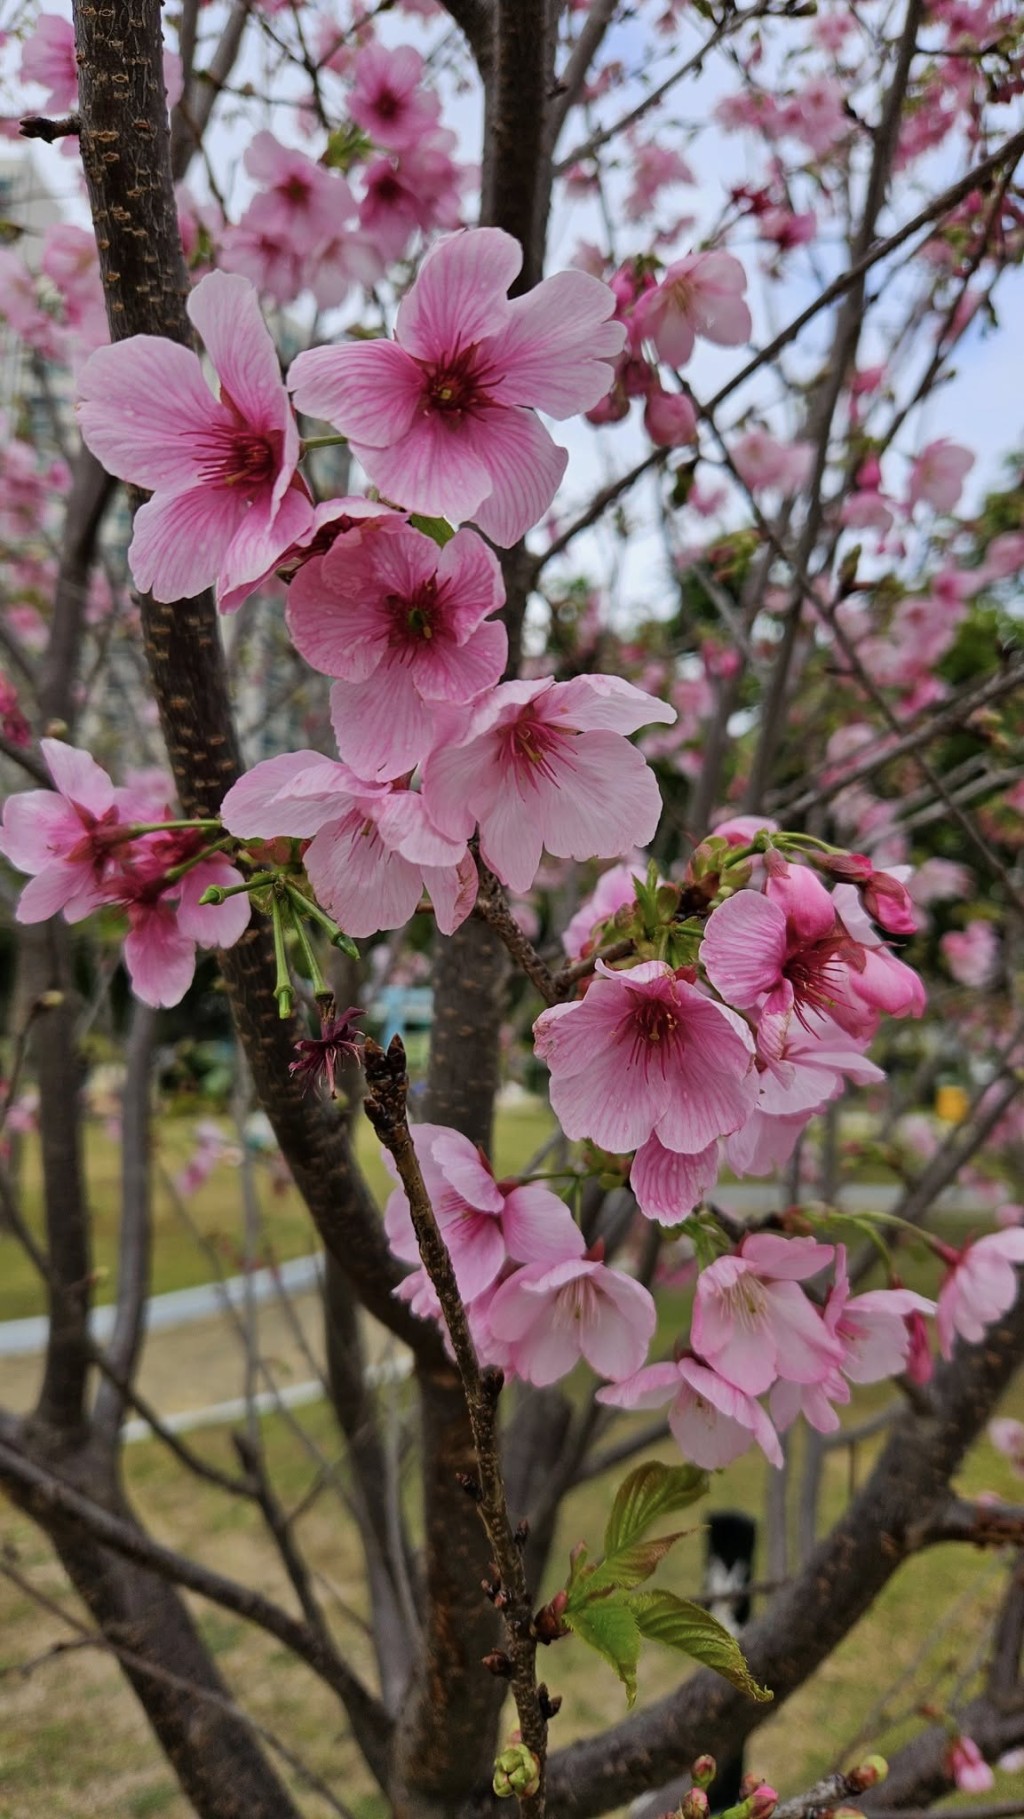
[286,520,506,780]
[384,1122,580,1301]
[946,1736,993,1795]
[0,738,122,923]
[220,750,476,938]
[20,13,77,112]
[240,132,350,246]
[988,1416,1024,1476]
[534,959,756,1157]
[781,75,848,157]
[941,921,999,989]
[731,429,814,495]
[349,43,441,150]
[77,271,313,605]
[691,1232,842,1396]
[289,228,625,545]
[908,439,974,513]
[937,1230,1024,1358]
[702,866,925,1047]
[422,675,674,894]
[599,1355,783,1469]
[826,1246,934,1384]
[632,250,751,368]
[484,1251,656,1386]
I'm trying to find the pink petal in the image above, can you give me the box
[630,1134,719,1224]
[353,413,495,526]
[123,910,197,1008]
[288,339,422,445]
[77,338,219,490]
[373,790,467,866]
[216,485,315,613]
[596,1361,682,1413]
[304,816,424,936]
[539,733,667,865]
[423,852,478,935]
[395,227,520,361]
[16,863,99,924]
[701,890,789,1006]
[128,486,238,603]
[553,673,676,734]
[221,752,355,838]
[485,269,626,418]
[582,1269,656,1379]
[500,1184,585,1264]
[430,1128,504,1213]
[469,407,569,547]
[41,738,116,815]
[177,860,252,948]
[330,667,438,781]
[0,792,82,873]
[188,271,291,436]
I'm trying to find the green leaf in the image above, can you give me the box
[566,1597,641,1707]
[409,512,456,547]
[568,1532,690,1608]
[604,1461,709,1556]
[631,1591,772,1703]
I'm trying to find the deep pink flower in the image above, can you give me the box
[0,738,122,923]
[633,250,751,368]
[937,1230,1024,1358]
[384,1122,581,1302]
[691,1233,842,1396]
[220,750,476,938]
[423,675,674,894]
[348,43,441,150]
[484,1252,656,1386]
[534,959,756,1158]
[288,227,625,545]
[287,520,506,780]
[599,1356,783,1469]
[644,387,697,447]
[77,271,313,606]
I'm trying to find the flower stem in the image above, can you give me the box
[270,890,294,1019]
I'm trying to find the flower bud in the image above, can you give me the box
[493,1743,541,1799]
[691,1755,717,1789]
[681,1787,710,1819]
[847,1755,888,1792]
[746,1783,778,1819]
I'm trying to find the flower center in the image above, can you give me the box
[196,424,281,494]
[499,710,574,790]
[386,578,445,650]
[423,345,492,417]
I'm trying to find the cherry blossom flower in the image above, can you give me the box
[945,1736,994,1794]
[348,43,442,150]
[0,738,123,923]
[484,1250,656,1386]
[936,1230,1024,1358]
[825,1247,934,1383]
[77,271,314,605]
[286,520,506,780]
[20,13,78,112]
[384,1122,580,1303]
[908,439,974,513]
[730,429,814,495]
[422,675,674,894]
[632,250,751,368]
[534,959,757,1159]
[599,1355,783,1469]
[702,864,925,1048]
[941,921,1000,989]
[691,1233,842,1395]
[988,1416,1024,1476]
[288,227,625,545]
[219,750,476,938]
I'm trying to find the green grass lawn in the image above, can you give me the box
[0,1101,554,1322]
